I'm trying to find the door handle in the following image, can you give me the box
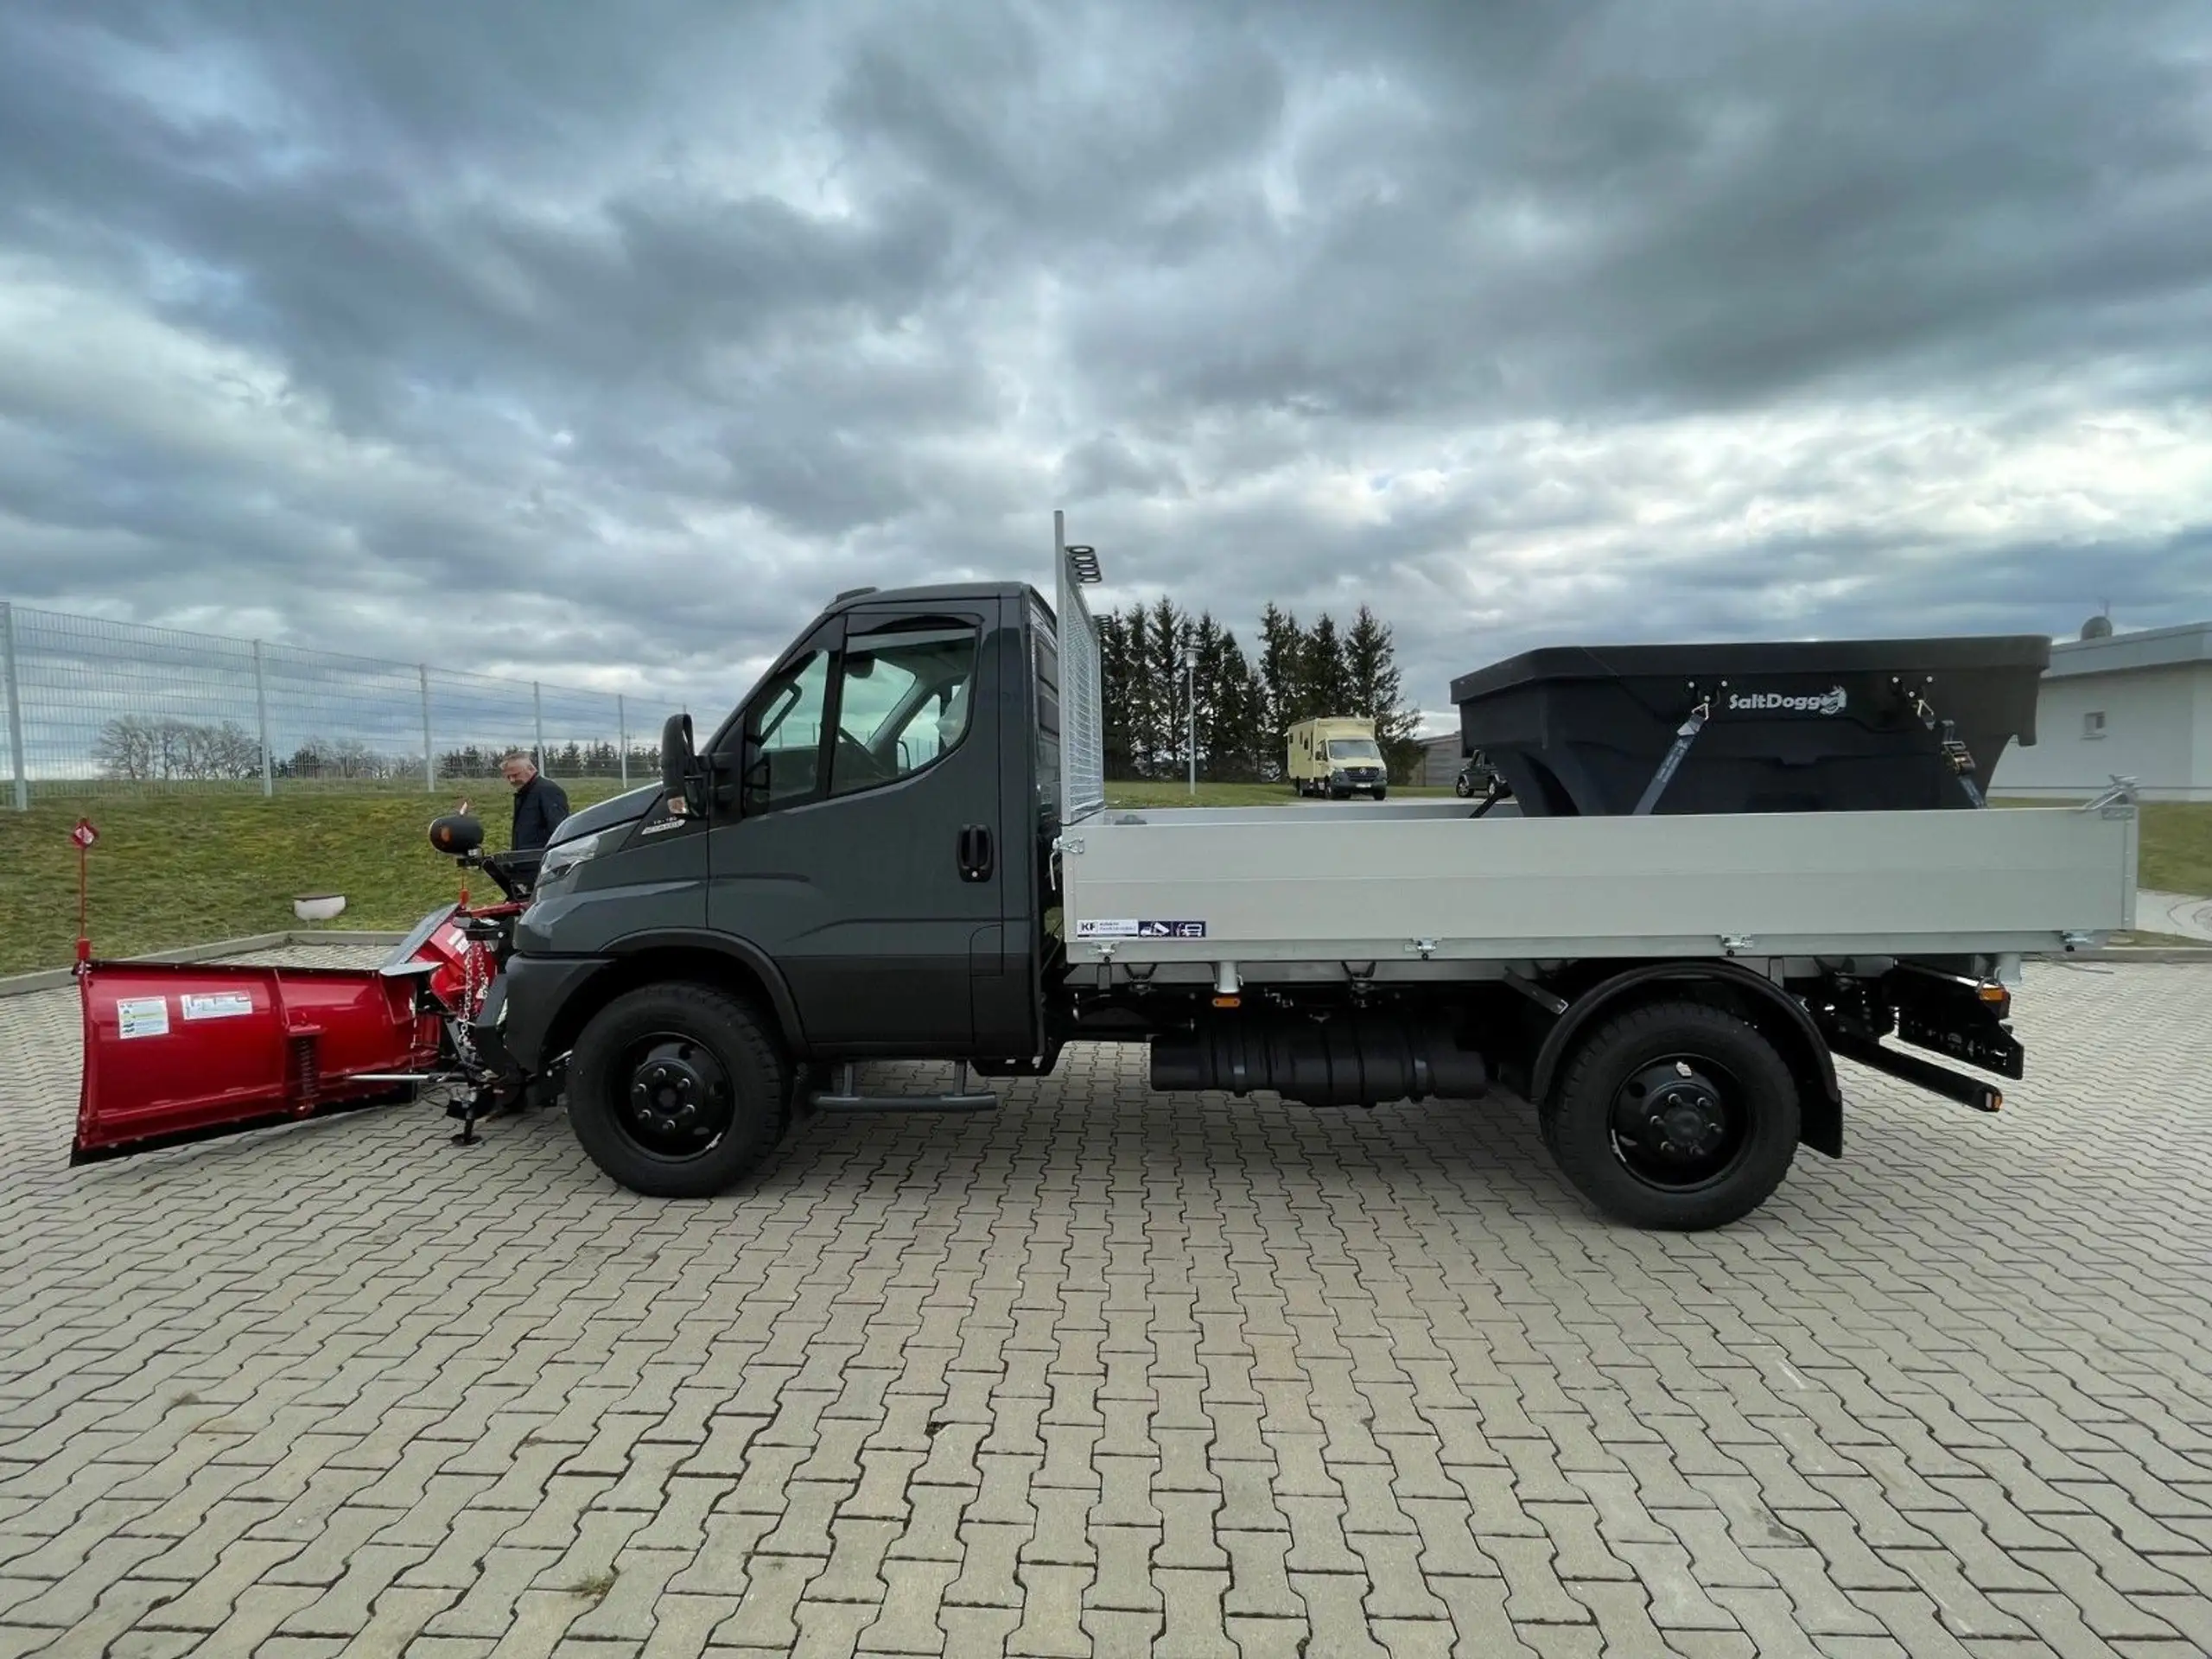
[957,824,994,882]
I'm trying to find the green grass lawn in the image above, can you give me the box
[1987,798,2212,896]
[0,782,634,976]
[4,784,2205,976]
[2139,803,2212,898]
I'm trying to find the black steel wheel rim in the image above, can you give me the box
[1607,1052,1751,1193]
[616,1032,736,1160]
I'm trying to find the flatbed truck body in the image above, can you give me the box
[86,512,2123,1230]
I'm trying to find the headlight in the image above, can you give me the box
[537,830,606,883]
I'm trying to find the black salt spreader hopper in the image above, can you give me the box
[1451,635,2051,818]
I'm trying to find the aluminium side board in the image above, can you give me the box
[1053,800,2138,976]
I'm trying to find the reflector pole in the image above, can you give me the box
[420,664,435,792]
[75,829,91,962]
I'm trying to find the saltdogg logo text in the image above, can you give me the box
[1727,685,1848,715]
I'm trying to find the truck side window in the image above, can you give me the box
[829,621,981,798]
[742,649,830,811]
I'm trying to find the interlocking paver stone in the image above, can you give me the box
[0,952,2207,1652]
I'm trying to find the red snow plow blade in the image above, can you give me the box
[73,957,443,1163]
[69,812,528,1166]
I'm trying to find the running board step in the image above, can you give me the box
[808,1062,999,1114]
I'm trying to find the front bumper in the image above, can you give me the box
[499,953,609,1073]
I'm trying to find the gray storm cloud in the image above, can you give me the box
[0,0,2207,721]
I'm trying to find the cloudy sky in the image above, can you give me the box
[2,0,2209,730]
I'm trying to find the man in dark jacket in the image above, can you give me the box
[502,751,570,852]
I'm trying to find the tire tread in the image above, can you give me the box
[568,981,788,1198]
[1548,998,1799,1231]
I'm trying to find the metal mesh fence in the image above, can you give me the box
[0,601,680,804]
[1055,528,1107,823]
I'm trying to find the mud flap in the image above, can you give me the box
[73,961,442,1164]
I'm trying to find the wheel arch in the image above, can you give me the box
[538,931,806,1071]
[1530,962,1842,1158]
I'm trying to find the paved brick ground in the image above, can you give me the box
[2,950,2209,1656]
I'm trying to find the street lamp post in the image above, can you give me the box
[1184,642,1198,797]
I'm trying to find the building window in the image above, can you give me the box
[2083,710,2106,740]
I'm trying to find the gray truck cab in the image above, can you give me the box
[493,580,1065,1193]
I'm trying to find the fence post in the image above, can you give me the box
[420,665,435,792]
[534,682,545,772]
[2,602,26,811]
[618,694,628,787]
[252,639,274,798]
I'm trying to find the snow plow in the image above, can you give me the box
[71,814,534,1164]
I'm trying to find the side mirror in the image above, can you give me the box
[660,713,700,813]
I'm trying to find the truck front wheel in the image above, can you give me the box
[567,982,790,1198]
[1544,1001,1799,1230]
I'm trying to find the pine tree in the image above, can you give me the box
[1188,611,1225,779]
[1344,604,1421,781]
[1301,613,1351,720]
[1205,632,1266,781]
[1096,607,1137,779]
[1146,595,1188,778]
[1256,604,1304,779]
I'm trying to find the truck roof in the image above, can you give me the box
[821,580,1039,618]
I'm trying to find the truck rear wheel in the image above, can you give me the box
[567,982,789,1198]
[1545,1001,1799,1230]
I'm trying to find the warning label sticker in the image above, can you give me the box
[116,996,169,1039]
[1138,919,1208,938]
[1072,918,1208,940]
[181,991,255,1021]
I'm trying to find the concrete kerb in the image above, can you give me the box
[0,930,409,998]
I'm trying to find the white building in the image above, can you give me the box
[1992,620,2212,803]
[1417,732,1464,787]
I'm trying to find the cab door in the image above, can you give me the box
[706,601,1004,1056]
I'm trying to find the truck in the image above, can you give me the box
[491,513,2135,1230]
[71,513,2139,1233]
[1287,716,1389,798]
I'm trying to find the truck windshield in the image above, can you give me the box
[1328,739,1382,762]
